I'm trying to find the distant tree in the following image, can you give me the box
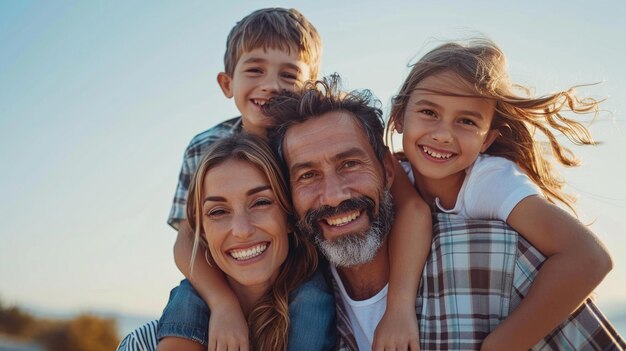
[37,314,119,351]
[0,300,120,351]
[0,301,37,337]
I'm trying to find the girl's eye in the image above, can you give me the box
[419,109,437,117]
[459,118,477,126]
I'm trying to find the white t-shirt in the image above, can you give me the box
[330,265,388,351]
[403,154,541,221]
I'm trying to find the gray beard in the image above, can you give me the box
[314,190,393,267]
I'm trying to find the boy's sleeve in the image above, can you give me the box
[167,144,195,230]
[167,117,242,230]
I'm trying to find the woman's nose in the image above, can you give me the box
[231,212,255,239]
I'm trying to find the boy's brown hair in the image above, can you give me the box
[223,8,322,80]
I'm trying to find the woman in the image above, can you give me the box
[117,134,335,351]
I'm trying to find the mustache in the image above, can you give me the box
[297,196,375,236]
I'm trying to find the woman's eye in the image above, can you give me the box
[253,198,272,207]
[207,208,227,217]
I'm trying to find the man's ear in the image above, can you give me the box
[480,129,499,153]
[382,149,396,190]
[217,72,233,98]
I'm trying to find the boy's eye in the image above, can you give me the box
[281,72,299,80]
[245,67,263,74]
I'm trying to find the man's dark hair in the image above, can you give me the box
[265,74,388,177]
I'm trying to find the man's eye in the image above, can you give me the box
[299,171,315,180]
[343,160,359,168]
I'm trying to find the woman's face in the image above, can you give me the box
[201,159,290,292]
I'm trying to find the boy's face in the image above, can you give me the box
[218,47,311,137]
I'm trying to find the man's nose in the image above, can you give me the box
[319,173,350,208]
[231,211,254,240]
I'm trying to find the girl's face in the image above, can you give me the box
[201,159,290,293]
[399,71,498,184]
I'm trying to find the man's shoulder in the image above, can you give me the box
[185,116,241,154]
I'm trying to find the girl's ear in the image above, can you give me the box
[217,72,234,98]
[480,129,499,153]
[394,116,404,133]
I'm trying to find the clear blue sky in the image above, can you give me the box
[1,0,625,323]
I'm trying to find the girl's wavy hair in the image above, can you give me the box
[386,39,600,214]
[186,134,318,350]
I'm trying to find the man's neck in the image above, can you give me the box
[334,240,390,301]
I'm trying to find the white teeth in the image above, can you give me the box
[325,211,360,226]
[229,243,268,260]
[422,146,453,159]
[252,99,267,106]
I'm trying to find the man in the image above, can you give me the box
[266,75,625,350]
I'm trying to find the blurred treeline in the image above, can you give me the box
[0,300,120,351]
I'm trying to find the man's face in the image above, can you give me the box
[283,110,394,266]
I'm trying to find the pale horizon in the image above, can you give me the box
[1,0,624,332]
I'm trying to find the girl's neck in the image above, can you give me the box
[414,169,466,210]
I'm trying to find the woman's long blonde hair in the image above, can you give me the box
[186,134,318,350]
[386,39,600,214]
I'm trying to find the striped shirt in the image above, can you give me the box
[116,320,158,351]
[334,213,625,350]
[167,117,242,229]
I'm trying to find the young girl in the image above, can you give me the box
[386,39,613,350]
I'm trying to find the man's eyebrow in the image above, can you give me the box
[414,98,487,119]
[203,185,271,204]
[333,147,368,161]
[289,147,369,174]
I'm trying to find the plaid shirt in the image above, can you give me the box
[334,213,625,351]
[167,117,242,229]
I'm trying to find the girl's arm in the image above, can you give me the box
[162,220,249,351]
[481,196,612,351]
[373,160,432,351]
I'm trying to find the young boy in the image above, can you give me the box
[157,8,335,351]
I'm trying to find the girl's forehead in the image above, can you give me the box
[415,71,477,95]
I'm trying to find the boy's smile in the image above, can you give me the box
[217,47,311,137]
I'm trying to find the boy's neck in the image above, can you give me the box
[241,119,268,140]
